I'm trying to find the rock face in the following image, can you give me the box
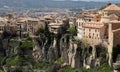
[2,39,9,50]
[60,37,69,65]
[113,62,120,72]
[0,31,113,72]
[31,34,108,70]
[1,38,20,56]
[0,39,6,56]
[33,39,43,61]
[113,62,120,70]
[48,65,60,72]
[113,54,120,72]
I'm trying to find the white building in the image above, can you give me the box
[76,18,85,39]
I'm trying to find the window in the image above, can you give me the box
[95,29,97,32]
[89,29,91,31]
[89,36,91,38]
[83,28,85,31]
[98,38,99,39]
[89,33,91,36]
[97,34,98,37]
[89,33,91,38]
[89,19,91,21]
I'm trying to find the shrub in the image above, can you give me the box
[54,57,64,65]
[19,41,34,50]
[59,63,112,72]
[34,62,49,69]
[7,56,25,66]
[68,25,77,36]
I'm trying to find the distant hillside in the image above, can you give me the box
[0,0,106,9]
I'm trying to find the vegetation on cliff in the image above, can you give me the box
[0,25,118,72]
[60,63,112,72]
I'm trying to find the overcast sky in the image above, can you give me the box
[54,0,119,2]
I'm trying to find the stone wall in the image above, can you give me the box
[114,31,120,46]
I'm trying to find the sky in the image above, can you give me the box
[54,0,119,2]
[79,0,118,1]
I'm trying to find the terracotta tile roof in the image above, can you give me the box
[39,17,45,21]
[44,15,53,19]
[17,17,38,21]
[16,19,26,23]
[103,4,120,11]
[48,22,63,26]
[83,22,104,29]
[0,17,7,22]
[50,25,61,29]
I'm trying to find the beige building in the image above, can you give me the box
[109,21,120,46]
[26,18,40,34]
[15,17,41,35]
[100,3,120,46]
[0,17,7,34]
[101,4,120,23]
[83,22,105,45]
[48,23,63,34]
[44,15,55,25]
[76,3,120,66]
[76,3,120,46]
[48,16,69,34]
[0,17,17,35]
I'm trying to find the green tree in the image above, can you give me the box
[68,25,77,36]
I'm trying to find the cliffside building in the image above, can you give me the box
[76,4,120,65]
[83,22,105,45]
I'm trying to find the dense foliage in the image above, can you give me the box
[19,41,34,50]
[112,45,120,62]
[60,63,112,72]
[68,25,77,36]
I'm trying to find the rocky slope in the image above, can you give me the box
[0,27,119,72]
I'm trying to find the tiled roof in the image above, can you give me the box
[51,26,61,29]
[48,22,63,26]
[16,19,26,23]
[44,15,53,19]
[0,17,7,22]
[103,4,120,11]
[83,22,104,29]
